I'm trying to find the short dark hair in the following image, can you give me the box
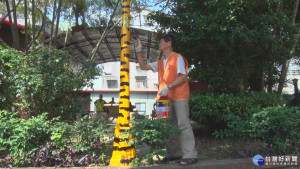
[157,34,175,47]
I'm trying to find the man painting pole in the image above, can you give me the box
[133,34,198,166]
[109,0,136,166]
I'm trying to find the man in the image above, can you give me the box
[133,34,198,166]
[91,94,107,120]
[109,97,116,104]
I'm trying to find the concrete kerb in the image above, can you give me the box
[2,158,298,169]
[0,158,256,169]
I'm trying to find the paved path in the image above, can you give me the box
[3,158,298,169]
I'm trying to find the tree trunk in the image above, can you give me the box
[42,0,48,46]
[31,0,36,48]
[75,9,79,27]
[50,0,57,46]
[54,0,62,41]
[5,0,20,50]
[64,5,73,49]
[278,0,299,93]
[0,0,21,30]
[12,0,20,50]
[24,0,28,51]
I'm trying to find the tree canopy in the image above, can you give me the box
[148,0,300,93]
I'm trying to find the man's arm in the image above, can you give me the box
[134,39,153,71]
[158,73,187,96]
[137,52,154,71]
[168,73,187,89]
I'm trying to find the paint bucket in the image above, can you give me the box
[156,99,170,118]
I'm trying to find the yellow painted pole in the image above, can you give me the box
[109,0,136,166]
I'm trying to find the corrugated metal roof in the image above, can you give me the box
[50,27,162,64]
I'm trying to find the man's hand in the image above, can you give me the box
[158,86,169,96]
[133,39,142,53]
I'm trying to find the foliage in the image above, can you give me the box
[148,0,300,93]
[0,110,111,167]
[213,106,300,153]
[0,47,99,119]
[0,46,21,110]
[49,118,111,166]
[128,118,181,165]
[0,110,54,166]
[189,92,281,133]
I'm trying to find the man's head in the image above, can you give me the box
[111,97,114,101]
[157,34,175,52]
[99,94,103,99]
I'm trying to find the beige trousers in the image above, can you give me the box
[166,100,198,159]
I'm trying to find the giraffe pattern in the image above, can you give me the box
[109,0,136,166]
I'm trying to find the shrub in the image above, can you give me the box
[214,106,300,153]
[0,110,111,167]
[0,46,99,120]
[49,118,111,166]
[128,118,181,165]
[189,92,281,133]
[0,110,53,166]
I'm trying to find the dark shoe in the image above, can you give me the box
[179,158,198,166]
[162,156,182,162]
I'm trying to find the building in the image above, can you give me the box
[84,62,158,116]
[282,59,300,94]
[0,17,26,49]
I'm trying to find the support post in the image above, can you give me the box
[109,0,136,166]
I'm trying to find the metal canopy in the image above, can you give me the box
[51,27,162,64]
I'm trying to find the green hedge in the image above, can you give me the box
[189,92,281,133]
[214,106,300,152]
[190,92,300,152]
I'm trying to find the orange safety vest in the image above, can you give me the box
[157,52,190,101]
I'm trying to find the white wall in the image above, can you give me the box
[87,61,158,116]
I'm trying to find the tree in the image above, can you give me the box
[148,0,300,93]
[0,47,100,119]
[4,0,20,50]
[277,0,300,94]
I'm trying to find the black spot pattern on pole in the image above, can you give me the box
[121,61,127,65]
[114,137,121,143]
[118,113,124,117]
[120,107,131,111]
[119,123,130,127]
[121,34,126,38]
[124,54,130,58]
[120,96,130,99]
[120,158,135,164]
[113,145,135,151]
[120,82,129,86]
[120,68,129,73]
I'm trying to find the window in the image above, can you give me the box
[107,80,118,88]
[135,103,146,113]
[136,76,147,88]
